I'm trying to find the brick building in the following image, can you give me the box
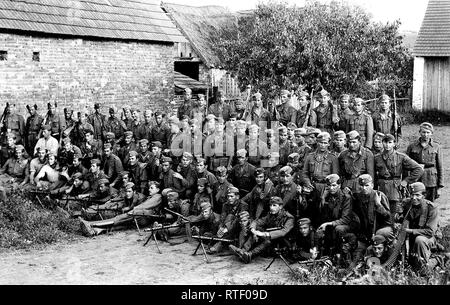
[0,0,185,118]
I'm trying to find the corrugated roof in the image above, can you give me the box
[174,71,207,90]
[413,0,450,56]
[0,0,186,43]
[162,2,237,67]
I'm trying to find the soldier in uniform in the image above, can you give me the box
[176,151,196,199]
[88,103,106,141]
[293,128,307,148]
[34,125,59,157]
[70,112,94,149]
[398,182,439,273]
[159,156,188,195]
[276,90,296,126]
[264,151,282,187]
[229,149,256,197]
[406,122,444,202]
[137,139,152,164]
[136,110,153,142]
[150,111,171,149]
[118,131,137,166]
[29,147,47,187]
[126,150,148,193]
[291,218,321,261]
[189,94,207,121]
[213,166,234,215]
[337,94,353,131]
[43,102,65,141]
[345,98,374,149]
[24,104,43,156]
[103,107,127,145]
[372,132,385,155]
[102,142,123,186]
[84,158,108,194]
[230,196,295,264]
[122,105,133,130]
[364,235,393,266]
[313,89,339,134]
[241,168,276,220]
[338,130,374,193]
[274,166,299,217]
[79,129,102,169]
[233,99,248,121]
[58,137,82,168]
[374,134,423,216]
[278,126,298,166]
[0,145,29,200]
[301,132,339,195]
[295,91,316,129]
[246,92,270,126]
[208,90,232,122]
[330,130,347,156]
[0,132,18,166]
[0,103,25,146]
[177,88,194,120]
[372,94,402,138]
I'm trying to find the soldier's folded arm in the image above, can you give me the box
[411,205,438,238]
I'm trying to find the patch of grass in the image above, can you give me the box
[0,190,81,249]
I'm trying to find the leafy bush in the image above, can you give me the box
[0,190,81,249]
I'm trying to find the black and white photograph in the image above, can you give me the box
[0,0,449,291]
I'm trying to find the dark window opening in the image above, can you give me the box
[0,51,7,61]
[32,52,40,62]
[174,61,200,81]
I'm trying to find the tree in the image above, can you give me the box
[209,0,413,101]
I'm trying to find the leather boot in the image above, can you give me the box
[242,242,269,264]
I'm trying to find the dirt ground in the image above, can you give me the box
[0,124,449,285]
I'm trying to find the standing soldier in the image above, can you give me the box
[118,131,137,166]
[338,131,374,193]
[295,91,317,128]
[406,122,443,202]
[374,134,423,216]
[104,107,127,145]
[345,98,374,149]
[24,104,43,156]
[372,94,402,139]
[189,94,207,121]
[150,111,171,149]
[276,90,296,127]
[274,166,299,217]
[0,103,25,146]
[337,94,353,131]
[278,126,298,166]
[136,110,153,142]
[246,92,270,126]
[43,102,65,141]
[301,132,339,195]
[313,89,339,134]
[208,90,232,122]
[330,130,347,156]
[229,149,256,197]
[88,103,106,142]
[177,88,194,120]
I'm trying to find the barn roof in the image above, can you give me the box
[174,71,207,91]
[0,0,186,43]
[162,2,237,68]
[413,0,450,57]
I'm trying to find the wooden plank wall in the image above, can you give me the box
[424,57,450,111]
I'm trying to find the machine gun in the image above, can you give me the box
[191,235,236,263]
[142,223,187,253]
[264,247,298,276]
[297,256,332,267]
[164,207,193,242]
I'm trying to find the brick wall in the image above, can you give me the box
[0,32,176,117]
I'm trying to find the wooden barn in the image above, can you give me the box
[161,2,242,101]
[413,0,450,111]
[0,0,185,117]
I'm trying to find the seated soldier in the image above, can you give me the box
[364,234,394,266]
[34,152,64,191]
[213,166,234,215]
[51,172,90,213]
[274,165,298,216]
[228,196,294,264]
[79,181,162,237]
[0,145,30,200]
[208,186,248,254]
[190,178,213,216]
[126,150,148,194]
[58,137,82,168]
[82,158,108,194]
[241,168,275,220]
[159,156,188,194]
[138,139,152,163]
[68,153,88,178]
[112,170,130,195]
[153,191,190,239]
[291,218,321,261]
[101,143,123,186]
[229,211,256,256]
[29,147,47,186]
[1,132,19,166]
[190,201,221,237]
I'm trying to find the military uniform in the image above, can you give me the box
[241,177,275,220]
[338,146,374,193]
[301,151,338,194]
[229,161,256,197]
[208,102,232,122]
[104,116,127,144]
[295,106,317,129]
[102,153,124,185]
[44,112,65,140]
[24,112,43,155]
[1,113,25,145]
[345,112,374,149]
[313,103,339,134]
[88,111,106,141]
[276,102,296,126]
[338,107,353,131]
[150,122,171,149]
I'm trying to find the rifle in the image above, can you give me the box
[0,102,10,134]
[297,256,332,267]
[302,89,314,129]
[164,207,193,242]
[191,235,236,263]
[393,88,399,143]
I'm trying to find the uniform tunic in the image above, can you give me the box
[338,147,374,193]
[345,112,374,149]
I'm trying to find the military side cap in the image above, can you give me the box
[270,196,283,205]
[278,126,287,133]
[372,235,386,245]
[121,171,129,177]
[239,210,250,220]
[167,191,179,200]
[42,125,52,131]
[318,89,330,97]
[72,172,83,180]
[182,152,193,159]
[236,120,247,128]
[129,150,138,157]
[228,187,240,194]
[197,178,208,186]
[5,132,16,139]
[340,94,351,100]
[306,127,321,136]
[294,128,307,136]
[280,89,290,96]
[73,153,82,159]
[410,182,426,194]
[358,174,373,185]
[94,103,100,109]
[103,143,112,150]
[200,201,212,211]
[125,182,135,190]
[15,144,25,151]
[161,156,172,163]
[151,141,162,148]
[383,134,395,142]
[106,132,115,139]
[288,153,300,162]
[255,168,265,176]
[90,158,101,165]
[325,174,340,185]
[298,91,309,98]
[139,139,149,145]
[206,114,217,121]
[253,92,262,99]
[236,149,247,158]
[373,132,385,140]
[98,178,110,185]
[216,166,227,176]
[420,122,434,133]
[378,94,390,102]
[279,166,293,176]
[317,132,331,142]
[353,97,364,104]
[235,99,244,106]
[347,130,361,140]
[124,131,133,137]
[62,137,71,145]
[184,88,192,94]
[334,130,346,140]
[168,116,180,125]
[196,157,206,164]
[287,122,297,130]
[109,106,116,113]
[297,218,311,226]
[248,124,260,131]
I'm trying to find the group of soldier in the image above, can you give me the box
[0,86,446,278]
